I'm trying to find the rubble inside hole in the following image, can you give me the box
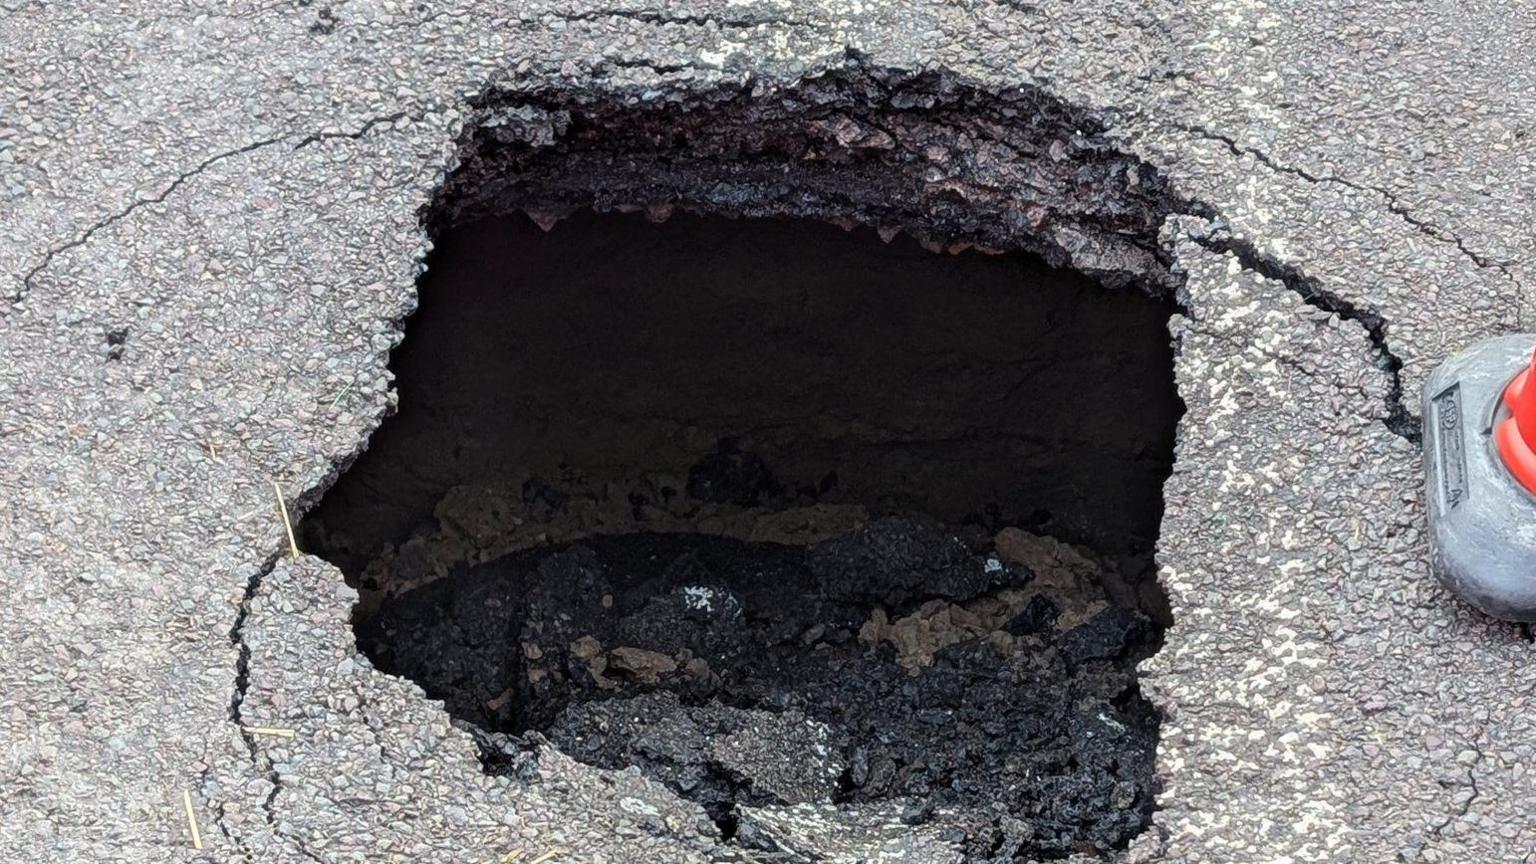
[361,519,1158,860]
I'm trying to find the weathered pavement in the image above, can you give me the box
[3,1,1535,861]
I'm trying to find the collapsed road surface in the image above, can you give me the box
[4,2,1536,863]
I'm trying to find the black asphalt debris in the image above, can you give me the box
[362,520,1158,859]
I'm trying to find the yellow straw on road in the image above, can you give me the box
[273,480,300,559]
[182,790,204,850]
[244,726,296,738]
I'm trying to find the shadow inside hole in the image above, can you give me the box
[302,211,1180,859]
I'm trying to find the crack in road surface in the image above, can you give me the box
[222,551,336,862]
[1408,743,1484,861]
[1190,231,1423,444]
[1179,122,1515,279]
[227,554,283,833]
[8,109,427,315]
[549,8,815,28]
[9,136,286,311]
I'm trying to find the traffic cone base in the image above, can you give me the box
[1424,334,1536,622]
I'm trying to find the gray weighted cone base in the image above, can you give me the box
[1424,333,1536,622]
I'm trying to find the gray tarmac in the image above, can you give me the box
[3,1,1535,861]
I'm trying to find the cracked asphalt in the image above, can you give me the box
[3,1,1535,861]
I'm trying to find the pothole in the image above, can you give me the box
[303,65,1193,861]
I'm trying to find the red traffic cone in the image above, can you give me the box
[1497,348,1536,494]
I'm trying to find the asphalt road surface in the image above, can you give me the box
[3,1,1535,861]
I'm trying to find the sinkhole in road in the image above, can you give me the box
[303,210,1179,859]
[300,65,1200,860]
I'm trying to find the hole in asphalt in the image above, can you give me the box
[303,210,1180,859]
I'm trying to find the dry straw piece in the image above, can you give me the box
[244,726,296,738]
[182,790,203,850]
[272,480,300,559]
